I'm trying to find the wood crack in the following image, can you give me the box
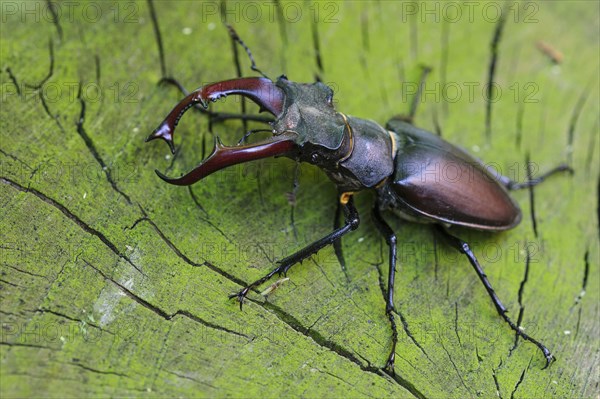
[4,67,21,95]
[2,262,48,280]
[375,262,431,362]
[566,89,590,166]
[15,39,64,132]
[0,177,144,275]
[81,259,249,340]
[76,88,132,205]
[525,155,538,238]
[510,243,531,356]
[35,307,114,335]
[440,339,471,397]
[491,361,504,399]
[454,302,462,347]
[45,0,63,41]
[485,8,507,141]
[509,365,528,399]
[65,361,129,377]
[127,209,248,288]
[186,189,234,244]
[572,249,590,313]
[164,369,218,389]
[0,341,58,351]
[255,298,427,399]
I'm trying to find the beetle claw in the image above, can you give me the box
[229,288,250,310]
[154,134,297,186]
[147,77,287,170]
[154,169,172,183]
[384,356,395,377]
[146,121,175,154]
[541,351,556,369]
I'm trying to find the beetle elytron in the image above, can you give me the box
[147,70,569,374]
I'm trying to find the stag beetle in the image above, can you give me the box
[147,66,570,375]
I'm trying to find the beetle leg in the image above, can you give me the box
[237,129,273,145]
[285,160,301,240]
[434,225,555,368]
[333,198,350,282]
[229,197,360,309]
[497,164,573,190]
[371,206,399,376]
[408,65,433,122]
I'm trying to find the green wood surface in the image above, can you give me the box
[1,1,598,398]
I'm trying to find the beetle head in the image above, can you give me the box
[272,77,347,152]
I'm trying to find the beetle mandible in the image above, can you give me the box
[146,43,570,375]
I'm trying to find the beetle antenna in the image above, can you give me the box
[226,24,270,80]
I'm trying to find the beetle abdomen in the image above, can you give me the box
[387,121,521,231]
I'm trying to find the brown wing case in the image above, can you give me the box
[389,121,521,231]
